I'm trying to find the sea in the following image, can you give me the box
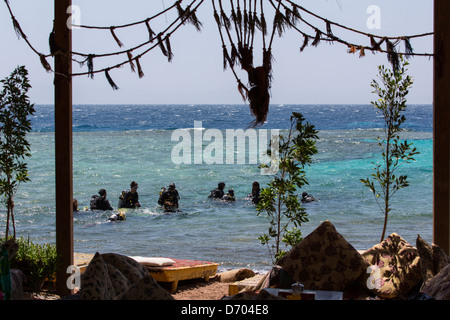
[2,104,433,273]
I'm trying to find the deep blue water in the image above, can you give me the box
[32,104,432,132]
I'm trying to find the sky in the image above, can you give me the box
[0,0,433,105]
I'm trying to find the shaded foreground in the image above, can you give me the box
[6,219,450,301]
[24,277,230,300]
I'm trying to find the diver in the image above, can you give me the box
[158,183,180,212]
[73,199,79,212]
[108,211,126,222]
[90,189,114,211]
[118,181,141,209]
[222,189,236,201]
[301,192,317,203]
[247,181,261,204]
[208,182,226,199]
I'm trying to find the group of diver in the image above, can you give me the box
[73,180,317,221]
[73,181,141,221]
[208,181,261,204]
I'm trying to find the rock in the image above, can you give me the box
[217,268,255,283]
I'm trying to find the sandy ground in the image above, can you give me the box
[24,277,232,300]
[170,278,231,300]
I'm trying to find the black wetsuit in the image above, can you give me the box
[97,197,113,210]
[251,189,260,204]
[222,193,235,201]
[90,195,113,210]
[118,190,140,208]
[209,188,225,199]
[158,189,180,207]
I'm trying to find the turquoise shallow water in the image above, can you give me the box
[1,104,433,272]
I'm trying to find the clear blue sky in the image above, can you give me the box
[0,0,433,105]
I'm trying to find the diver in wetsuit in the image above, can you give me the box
[301,192,316,203]
[90,189,113,210]
[208,182,226,199]
[222,189,236,201]
[158,183,180,212]
[248,181,260,204]
[118,181,141,209]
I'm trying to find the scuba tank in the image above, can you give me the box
[90,195,101,210]
[118,190,128,208]
[158,187,166,205]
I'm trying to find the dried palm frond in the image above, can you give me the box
[166,36,174,62]
[105,69,119,90]
[136,57,145,78]
[370,35,384,52]
[127,51,136,73]
[223,45,230,70]
[326,20,334,38]
[12,16,27,40]
[221,10,231,29]
[213,10,221,26]
[291,4,301,24]
[239,44,253,71]
[247,66,271,127]
[273,9,287,37]
[347,44,357,54]
[145,19,155,42]
[237,81,248,101]
[183,6,203,31]
[86,54,94,79]
[300,34,309,52]
[359,46,366,58]
[260,13,267,36]
[311,29,321,47]
[386,39,399,70]
[404,37,414,59]
[39,54,52,72]
[253,12,262,33]
[235,5,243,30]
[230,43,240,67]
[110,27,123,47]
[157,34,168,57]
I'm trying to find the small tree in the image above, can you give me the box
[0,66,35,239]
[361,57,419,242]
[257,112,318,263]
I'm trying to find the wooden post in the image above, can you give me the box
[433,0,450,254]
[54,0,73,295]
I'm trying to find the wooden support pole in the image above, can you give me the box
[433,0,450,254]
[54,0,73,295]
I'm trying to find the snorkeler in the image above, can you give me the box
[208,182,226,199]
[118,181,141,209]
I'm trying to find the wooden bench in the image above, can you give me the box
[145,258,219,292]
[72,254,219,293]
